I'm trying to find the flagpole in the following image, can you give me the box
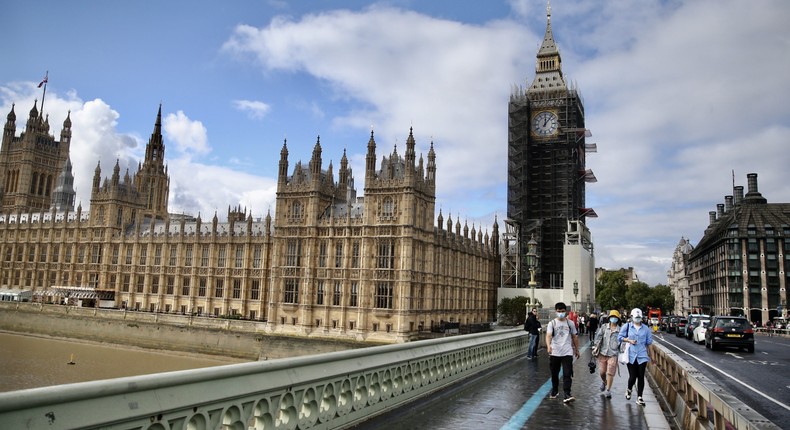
[39,71,48,119]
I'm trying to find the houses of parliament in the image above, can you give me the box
[0,100,500,343]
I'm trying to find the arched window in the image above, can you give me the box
[382,197,394,217]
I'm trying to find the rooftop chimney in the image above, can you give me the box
[725,195,733,212]
[717,204,724,218]
[709,211,717,225]
[734,186,744,205]
[744,173,767,204]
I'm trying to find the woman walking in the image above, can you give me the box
[618,308,653,406]
[592,310,621,398]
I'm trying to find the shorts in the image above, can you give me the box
[598,355,618,376]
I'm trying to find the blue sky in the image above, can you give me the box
[2,0,789,287]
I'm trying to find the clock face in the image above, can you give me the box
[532,111,559,137]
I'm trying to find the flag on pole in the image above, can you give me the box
[38,72,48,88]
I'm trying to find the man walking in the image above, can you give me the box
[546,302,580,403]
[524,307,541,359]
[587,313,599,342]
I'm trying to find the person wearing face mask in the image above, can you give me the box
[618,308,653,406]
[546,302,580,403]
[592,310,622,398]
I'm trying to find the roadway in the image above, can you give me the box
[653,329,790,426]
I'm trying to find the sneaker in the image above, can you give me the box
[563,396,575,404]
[625,389,632,400]
[605,390,612,398]
[600,381,606,392]
[636,396,645,406]
[549,392,558,399]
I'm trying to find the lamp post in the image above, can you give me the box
[573,280,579,314]
[527,235,538,308]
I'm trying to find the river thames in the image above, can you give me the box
[0,331,247,392]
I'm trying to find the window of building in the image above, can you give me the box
[154,244,162,265]
[182,278,190,296]
[136,276,144,293]
[319,241,327,268]
[89,273,99,289]
[201,246,209,267]
[139,245,147,265]
[215,279,224,298]
[39,246,47,263]
[291,201,302,219]
[351,241,360,268]
[125,245,133,265]
[151,277,159,294]
[91,244,101,264]
[217,245,226,267]
[333,281,341,306]
[375,282,393,309]
[185,244,193,266]
[167,276,175,295]
[377,240,395,269]
[233,279,242,299]
[284,278,299,303]
[316,281,325,305]
[335,242,343,268]
[249,310,257,320]
[350,282,358,307]
[198,278,207,297]
[77,245,85,263]
[253,245,262,269]
[251,280,260,300]
[28,246,35,263]
[382,197,394,217]
[286,239,302,267]
[169,245,177,266]
[122,275,130,292]
[234,245,243,268]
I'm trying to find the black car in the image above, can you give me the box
[660,316,669,331]
[667,316,679,333]
[674,318,687,336]
[705,315,754,352]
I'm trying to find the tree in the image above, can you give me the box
[626,281,652,312]
[649,284,674,314]
[497,296,541,326]
[595,272,628,312]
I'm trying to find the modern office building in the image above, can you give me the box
[687,173,789,325]
[0,103,500,343]
[504,4,596,301]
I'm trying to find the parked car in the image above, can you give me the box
[705,315,754,352]
[668,316,679,334]
[692,319,710,344]
[660,316,669,332]
[675,318,687,336]
[685,314,710,340]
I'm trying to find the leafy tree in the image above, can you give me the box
[497,296,542,326]
[626,281,653,312]
[648,284,674,314]
[595,271,628,312]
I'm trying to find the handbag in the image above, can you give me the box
[618,341,631,364]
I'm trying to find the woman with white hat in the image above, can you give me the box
[618,307,653,406]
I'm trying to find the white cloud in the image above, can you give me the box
[163,111,210,157]
[233,99,272,120]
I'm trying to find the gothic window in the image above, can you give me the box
[377,239,396,269]
[350,282,358,307]
[316,280,324,305]
[153,244,162,265]
[235,245,244,268]
[214,279,224,298]
[253,245,262,269]
[351,241,360,268]
[116,208,123,227]
[182,278,190,296]
[251,280,260,300]
[122,275,130,292]
[136,276,144,293]
[139,245,147,265]
[286,239,302,267]
[77,245,86,263]
[167,276,175,295]
[319,241,327,268]
[198,278,206,297]
[39,245,47,263]
[333,281,341,306]
[291,201,303,219]
[335,241,343,268]
[201,246,209,267]
[284,278,299,303]
[28,245,36,263]
[111,245,119,264]
[217,245,226,267]
[233,279,242,299]
[382,197,394,218]
[91,244,102,264]
[185,244,193,266]
[375,282,393,309]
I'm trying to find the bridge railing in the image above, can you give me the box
[648,341,781,430]
[0,328,526,430]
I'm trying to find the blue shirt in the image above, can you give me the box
[618,322,653,364]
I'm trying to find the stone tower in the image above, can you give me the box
[0,102,72,214]
[506,2,596,288]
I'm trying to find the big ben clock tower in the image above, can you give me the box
[506,1,596,290]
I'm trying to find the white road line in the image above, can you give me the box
[656,339,790,412]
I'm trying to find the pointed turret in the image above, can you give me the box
[278,139,289,186]
[310,136,322,181]
[2,104,15,141]
[405,127,416,177]
[365,129,377,179]
[528,1,566,93]
[426,141,436,184]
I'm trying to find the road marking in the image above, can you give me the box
[657,339,790,412]
[500,343,590,430]
[725,352,743,359]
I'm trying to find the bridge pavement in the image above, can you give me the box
[353,341,673,430]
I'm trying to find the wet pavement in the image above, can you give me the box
[355,342,672,430]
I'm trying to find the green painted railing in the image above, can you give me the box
[0,329,526,430]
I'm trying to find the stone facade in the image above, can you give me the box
[0,104,500,343]
[667,238,693,315]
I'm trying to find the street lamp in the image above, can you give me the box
[527,235,539,308]
[573,280,579,314]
